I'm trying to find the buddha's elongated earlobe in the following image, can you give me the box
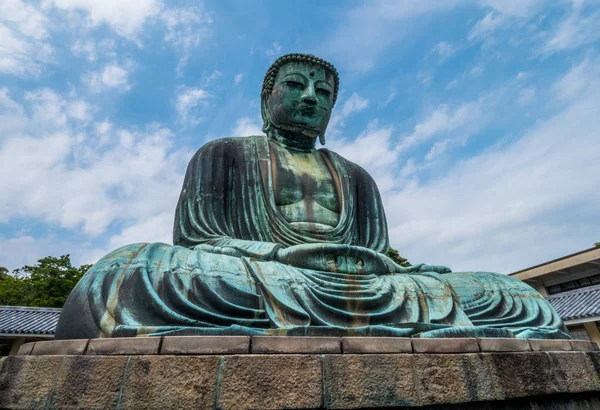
[319,134,326,146]
[261,96,272,134]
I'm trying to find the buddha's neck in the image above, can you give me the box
[269,129,316,152]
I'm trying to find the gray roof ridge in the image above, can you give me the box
[546,283,600,299]
[0,305,62,312]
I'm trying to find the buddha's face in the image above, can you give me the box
[265,62,335,138]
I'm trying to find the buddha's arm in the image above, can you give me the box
[174,138,295,261]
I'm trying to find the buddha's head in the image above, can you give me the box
[261,53,339,145]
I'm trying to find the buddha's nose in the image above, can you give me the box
[301,85,317,105]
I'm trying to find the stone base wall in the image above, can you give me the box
[1,337,599,409]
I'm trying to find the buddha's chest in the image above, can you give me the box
[269,143,340,227]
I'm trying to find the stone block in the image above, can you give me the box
[120,355,220,409]
[342,337,412,354]
[547,352,600,393]
[86,336,161,355]
[32,339,89,355]
[528,339,572,351]
[217,354,322,410]
[161,335,249,355]
[570,339,597,352]
[0,355,63,409]
[323,354,418,408]
[17,341,35,355]
[49,355,129,409]
[588,352,600,379]
[412,338,480,353]
[251,336,341,354]
[414,353,502,406]
[490,352,561,399]
[478,338,531,352]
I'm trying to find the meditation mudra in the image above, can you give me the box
[56,54,568,340]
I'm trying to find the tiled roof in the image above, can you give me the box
[0,305,61,336]
[547,284,600,322]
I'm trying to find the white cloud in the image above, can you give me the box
[203,70,222,86]
[0,89,191,270]
[71,39,97,62]
[399,101,484,152]
[175,87,211,127]
[0,235,86,272]
[162,6,212,50]
[85,62,132,92]
[540,5,600,55]
[424,135,467,161]
[71,38,116,62]
[553,54,600,101]
[468,11,505,42]
[231,117,263,136]
[384,56,600,273]
[161,6,213,75]
[0,88,23,113]
[0,0,52,76]
[50,0,161,38]
[515,72,529,81]
[477,0,545,18]
[328,93,369,136]
[468,0,546,47]
[0,88,27,135]
[329,124,399,193]
[234,73,244,85]
[83,212,174,265]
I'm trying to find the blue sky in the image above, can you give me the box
[1,0,599,273]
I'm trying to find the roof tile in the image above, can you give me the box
[0,306,61,335]
[547,284,600,321]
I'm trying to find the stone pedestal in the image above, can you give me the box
[1,337,599,409]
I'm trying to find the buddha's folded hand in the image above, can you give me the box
[274,243,393,274]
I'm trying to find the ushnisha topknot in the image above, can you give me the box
[261,53,340,107]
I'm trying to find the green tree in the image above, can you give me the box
[0,267,28,306]
[0,255,91,308]
[595,242,600,248]
[387,247,411,267]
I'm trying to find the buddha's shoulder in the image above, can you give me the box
[191,135,265,158]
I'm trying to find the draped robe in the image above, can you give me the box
[55,136,568,339]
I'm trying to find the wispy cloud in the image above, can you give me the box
[321,1,463,71]
[430,41,455,62]
[265,42,282,57]
[328,93,369,136]
[175,87,211,127]
[385,56,600,273]
[539,3,600,55]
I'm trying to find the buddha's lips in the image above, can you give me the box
[298,105,316,115]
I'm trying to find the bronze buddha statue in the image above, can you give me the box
[56,54,568,340]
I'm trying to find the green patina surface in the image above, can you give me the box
[55,54,569,340]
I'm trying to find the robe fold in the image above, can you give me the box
[55,136,568,340]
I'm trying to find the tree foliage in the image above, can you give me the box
[0,255,91,308]
[595,242,600,248]
[387,247,411,267]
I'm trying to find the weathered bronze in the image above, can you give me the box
[56,54,568,339]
